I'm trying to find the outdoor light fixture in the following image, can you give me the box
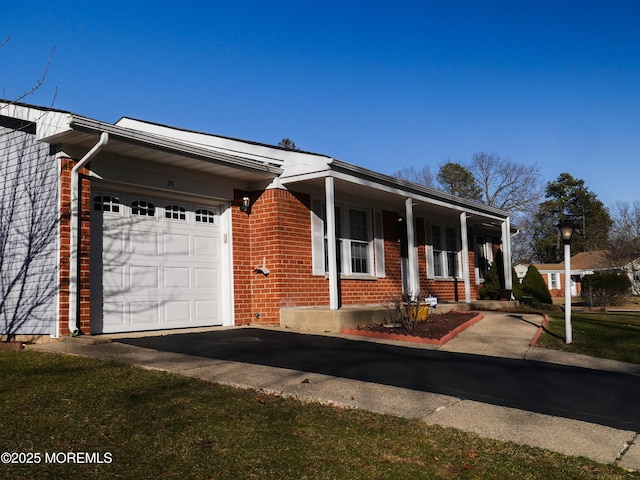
[556,219,576,344]
[239,196,251,213]
[558,219,576,244]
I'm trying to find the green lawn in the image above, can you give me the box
[1,350,637,479]
[536,311,640,364]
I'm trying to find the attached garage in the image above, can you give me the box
[90,189,224,334]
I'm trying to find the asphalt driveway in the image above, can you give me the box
[117,327,640,432]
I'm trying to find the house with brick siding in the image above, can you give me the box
[0,102,515,341]
[519,250,631,298]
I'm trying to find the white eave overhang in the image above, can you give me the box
[41,115,284,183]
[280,158,512,225]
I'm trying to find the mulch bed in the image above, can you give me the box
[340,311,482,346]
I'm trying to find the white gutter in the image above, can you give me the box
[68,132,109,335]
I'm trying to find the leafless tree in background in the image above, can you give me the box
[470,152,543,214]
[392,164,435,188]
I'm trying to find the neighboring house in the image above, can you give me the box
[0,102,515,340]
[517,251,616,298]
[623,257,640,295]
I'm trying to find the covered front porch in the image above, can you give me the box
[278,156,516,315]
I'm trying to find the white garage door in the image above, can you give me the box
[90,190,223,334]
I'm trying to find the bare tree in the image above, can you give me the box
[469,152,543,214]
[609,201,640,294]
[392,165,435,188]
[0,37,58,340]
[1,36,56,107]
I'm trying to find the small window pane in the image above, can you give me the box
[351,241,369,274]
[131,200,155,217]
[94,196,120,213]
[195,209,216,224]
[349,209,368,241]
[165,205,186,220]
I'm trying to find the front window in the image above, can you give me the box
[322,204,372,275]
[349,209,370,274]
[430,224,461,278]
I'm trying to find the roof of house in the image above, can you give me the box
[2,101,513,223]
[530,250,618,273]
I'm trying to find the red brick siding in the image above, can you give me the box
[232,188,329,326]
[231,188,491,325]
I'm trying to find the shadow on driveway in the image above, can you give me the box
[117,328,640,432]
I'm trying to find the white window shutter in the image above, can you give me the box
[373,209,385,278]
[425,222,435,279]
[311,198,325,276]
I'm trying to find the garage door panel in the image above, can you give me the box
[165,301,191,323]
[129,230,159,255]
[163,233,190,255]
[103,230,126,255]
[91,190,224,334]
[129,302,160,325]
[129,265,160,289]
[195,300,219,322]
[164,267,190,288]
[194,268,218,289]
[103,266,126,292]
[193,235,219,258]
[102,302,125,331]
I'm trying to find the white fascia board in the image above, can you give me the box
[115,117,326,168]
[0,102,73,141]
[280,156,333,179]
[329,170,509,222]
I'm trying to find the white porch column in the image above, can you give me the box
[460,212,471,302]
[501,218,513,291]
[405,198,419,295]
[325,176,339,310]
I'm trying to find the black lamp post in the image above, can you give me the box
[557,219,576,344]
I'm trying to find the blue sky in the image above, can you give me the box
[3,1,639,209]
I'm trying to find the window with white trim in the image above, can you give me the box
[550,273,559,290]
[131,200,155,217]
[94,195,120,213]
[165,205,186,220]
[428,224,461,279]
[314,201,380,277]
[195,209,216,224]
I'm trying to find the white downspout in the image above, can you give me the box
[68,132,109,335]
[460,212,471,302]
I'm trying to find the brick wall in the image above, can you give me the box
[231,187,491,326]
[59,158,92,336]
[232,188,329,326]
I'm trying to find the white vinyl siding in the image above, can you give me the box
[0,121,59,336]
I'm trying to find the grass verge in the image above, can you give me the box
[1,350,638,479]
[536,311,640,364]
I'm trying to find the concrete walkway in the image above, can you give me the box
[29,312,640,471]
